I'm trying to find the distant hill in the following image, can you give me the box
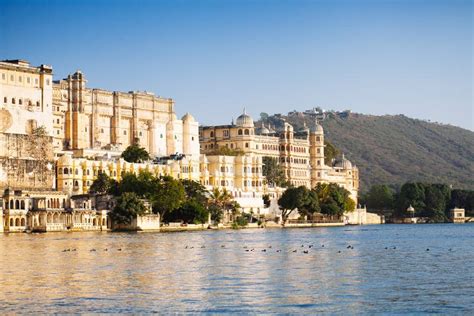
[259,112,474,191]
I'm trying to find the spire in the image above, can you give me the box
[243,107,246,115]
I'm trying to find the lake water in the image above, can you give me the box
[1,224,473,314]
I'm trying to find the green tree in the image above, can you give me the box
[151,176,186,219]
[121,143,150,163]
[181,179,209,205]
[262,194,271,208]
[164,200,209,224]
[208,188,240,223]
[278,186,319,223]
[365,184,394,212]
[89,171,117,194]
[262,156,289,188]
[324,141,340,165]
[395,182,426,217]
[313,183,355,217]
[110,192,147,225]
[450,189,474,216]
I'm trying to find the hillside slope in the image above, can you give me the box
[262,113,474,191]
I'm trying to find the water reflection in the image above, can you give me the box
[1,225,473,313]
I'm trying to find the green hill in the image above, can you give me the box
[260,112,474,191]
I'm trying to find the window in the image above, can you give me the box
[46,79,50,85]
[123,130,127,135]
[210,131,214,137]
[12,98,15,104]
[56,119,60,124]
[10,75,14,81]
[101,128,104,133]
[238,129,243,135]
[139,131,142,136]
[244,129,249,135]
[245,143,249,148]
[191,136,194,141]
[223,130,229,137]
[36,101,40,107]
[18,99,22,105]
[27,77,30,84]
[3,97,6,103]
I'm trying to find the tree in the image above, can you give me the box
[181,179,209,205]
[262,194,271,208]
[313,183,355,217]
[208,188,239,223]
[89,171,117,194]
[450,189,474,216]
[278,186,319,223]
[395,182,426,217]
[164,200,209,224]
[324,141,340,165]
[262,156,289,188]
[151,176,185,219]
[110,192,147,225]
[365,184,394,212]
[121,143,150,163]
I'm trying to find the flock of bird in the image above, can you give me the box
[61,244,452,253]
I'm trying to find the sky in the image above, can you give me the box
[0,0,472,129]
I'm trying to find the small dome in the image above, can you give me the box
[181,112,195,122]
[260,127,270,134]
[335,154,352,169]
[310,121,324,133]
[236,109,254,127]
[407,205,415,212]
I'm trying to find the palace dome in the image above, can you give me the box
[310,121,324,134]
[335,154,353,169]
[236,110,254,127]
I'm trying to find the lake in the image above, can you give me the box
[1,224,473,314]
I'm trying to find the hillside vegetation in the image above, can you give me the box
[261,113,474,191]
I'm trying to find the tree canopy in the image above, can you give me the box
[278,186,320,223]
[110,192,148,225]
[121,143,150,163]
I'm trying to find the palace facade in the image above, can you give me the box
[0,59,361,233]
[200,111,359,200]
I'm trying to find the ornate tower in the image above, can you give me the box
[309,120,325,188]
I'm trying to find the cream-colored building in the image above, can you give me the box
[200,111,359,201]
[52,71,199,160]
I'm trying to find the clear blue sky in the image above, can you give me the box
[1,0,472,129]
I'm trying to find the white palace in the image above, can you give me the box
[0,59,363,233]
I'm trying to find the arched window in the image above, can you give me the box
[12,98,15,104]
[86,169,90,175]
[210,131,214,137]
[19,99,23,105]
[20,201,25,209]
[21,218,26,226]
[3,97,6,103]
[75,169,79,175]
[238,129,243,135]
[74,180,79,187]
[10,218,14,226]
[9,200,14,209]
[244,129,249,135]
[64,168,68,174]
[15,200,19,209]
[15,218,20,226]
